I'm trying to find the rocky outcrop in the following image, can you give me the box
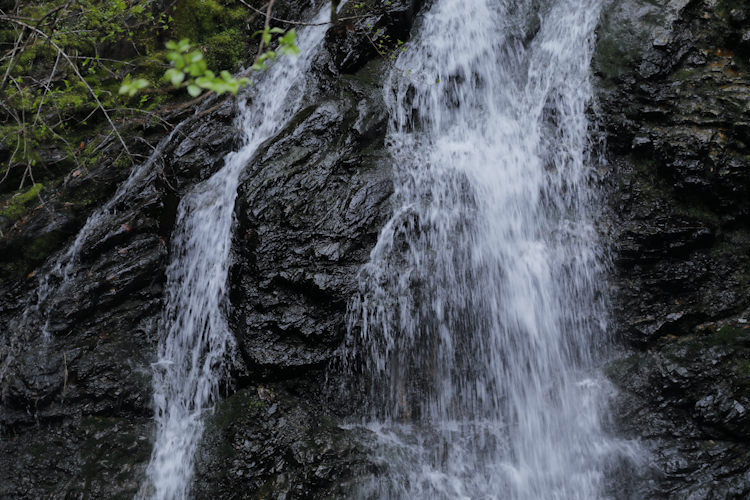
[193,35,408,500]
[229,62,392,376]
[3,0,748,497]
[596,0,750,497]
[194,382,375,499]
[0,0,417,497]
[189,53,397,497]
[0,95,238,499]
[190,1,423,495]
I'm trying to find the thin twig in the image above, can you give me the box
[351,17,389,60]
[8,75,31,190]
[32,51,61,127]
[238,0,384,26]
[0,26,30,94]
[0,1,72,93]
[0,99,23,185]
[116,106,176,132]
[256,0,277,63]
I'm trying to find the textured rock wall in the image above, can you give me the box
[0,93,239,499]
[0,0,420,497]
[596,0,750,498]
[2,0,749,498]
[194,1,423,495]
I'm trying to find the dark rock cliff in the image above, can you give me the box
[595,0,750,498]
[0,94,239,499]
[0,0,748,498]
[193,53,398,500]
[0,0,419,498]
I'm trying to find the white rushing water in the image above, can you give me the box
[137,6,332,500]
[344,0,638,498]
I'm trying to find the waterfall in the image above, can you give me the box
[344,0,637,498]
[137,7,331,500]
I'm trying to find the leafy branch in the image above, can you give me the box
[119,26,299,99]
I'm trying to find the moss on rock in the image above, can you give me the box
[0,183,43,222]
[172,0,252,70]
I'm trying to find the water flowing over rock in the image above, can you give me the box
[339,0,638,498]
[136,7,337,499]
[0,0,749,498]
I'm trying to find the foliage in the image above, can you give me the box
[341,0,407,59]
[252,26,300,70]
[0,0,400,234]
[0,0,288,195]
[120,28,299,98]
[1,0,173,191]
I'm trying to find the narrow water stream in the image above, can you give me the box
[137,6,331,499]
[344,0,638,498]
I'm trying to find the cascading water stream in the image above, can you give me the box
[344,0,639,498]
[137,6,331,499]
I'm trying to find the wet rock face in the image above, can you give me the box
[1,416,153,500]
[197,57,395,500]
[596,0,750,496]
[1,0,405,497]
[5,0,748,497]
[188,5,421,497]
[0,95,239,499]
[324,0,423,73]
[194,382,375,500]
[606,321,750,499]
[229,61,392,377]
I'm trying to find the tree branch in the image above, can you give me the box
[256,0,277,63]
[238,0,385,27]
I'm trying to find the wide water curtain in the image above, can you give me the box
[346,0,625,499]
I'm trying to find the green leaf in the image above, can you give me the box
[187,62,203,77]
[134,78,149,90]
[280,30,297,45]
[187,84,201,97]
[215,82,232,94]
[165,68,185,86]
[280,44,300,56]
[194,76,213,89]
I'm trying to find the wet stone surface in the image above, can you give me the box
[1,0,749,497]
[597,0,750,497]
[0,1,407,497]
